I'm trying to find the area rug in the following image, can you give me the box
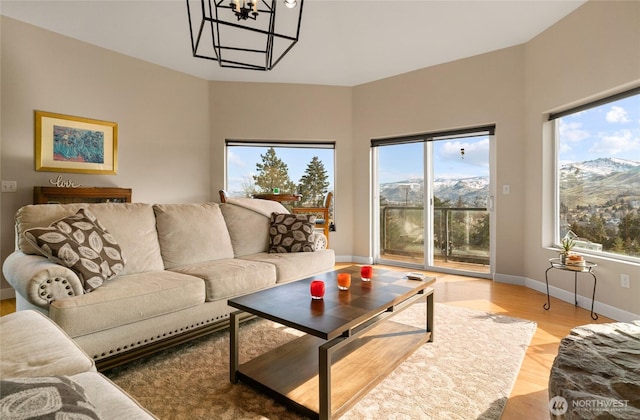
[106,303,536,419]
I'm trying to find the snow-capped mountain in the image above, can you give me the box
[379,157,639,207]
[560,157,640,180]
[433,177,489,205]
[381,176,490,206]
[560,157,640,207]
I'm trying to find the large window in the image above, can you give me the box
[551,88,640,261]
[225,139,335,207]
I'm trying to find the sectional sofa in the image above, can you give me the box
[2,197,335,369]
[1,309,156,419]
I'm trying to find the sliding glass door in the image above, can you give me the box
[373,127,494,277]
[377,142,426,265]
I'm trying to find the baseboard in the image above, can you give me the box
[525,277,639,323]
[1,288,16,300]
[349,255,373,264]
[335,255,373,264]
[493,273,526,285]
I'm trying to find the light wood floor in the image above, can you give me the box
[336,263,613,419]
[0,265,612,419]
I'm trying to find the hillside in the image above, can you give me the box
[561,158,640,207]
[379,157,639,208]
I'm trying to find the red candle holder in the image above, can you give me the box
[310,280,325,299]
[360,265,373,282]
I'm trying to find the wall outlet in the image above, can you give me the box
[1,180,17,193]
[621,274,630,288]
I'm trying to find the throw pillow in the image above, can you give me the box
[24,208,125,292]
[52,208,125,278]
[269,213,316,253]
[0,376,101,420]
[24,227,106,292]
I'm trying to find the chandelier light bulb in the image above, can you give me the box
[285,0,297,8]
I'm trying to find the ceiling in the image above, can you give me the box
[1,0,586,87]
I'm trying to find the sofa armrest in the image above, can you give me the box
[314,233,328,250]
[0,310,95,378]
[2,251,84,309]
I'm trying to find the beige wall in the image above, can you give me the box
[1,1,638,318]
[523,0,640,318]
[208,81,353,256]
[0,17,210,293]
[352,46,526,276]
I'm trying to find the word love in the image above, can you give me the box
[49,175,81,188]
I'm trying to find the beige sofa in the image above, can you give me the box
[0,310,156,419]
[2,198,334,369]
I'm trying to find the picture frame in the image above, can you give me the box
[35,110,118,175]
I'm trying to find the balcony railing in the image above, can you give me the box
[381,206,490,265]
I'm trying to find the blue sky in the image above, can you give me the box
[558,95,640,165]
[378,137,490,185]
[226,146,335,194]
[226,94,639,193]
[226,137,490,193]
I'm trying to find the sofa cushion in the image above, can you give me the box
[16,203,165,275]
[169,258,276,301]
[49,271,205,337]
[71,372,156,420]
[239,249,335,283]
[269,213,316,253]
[24,208,125,292]
[0,376,100,420]
[154,203,234,269]
[0,310,95,378]
[220,199,289,257]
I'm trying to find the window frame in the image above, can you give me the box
[224,138,337,222]
[549,87,640,263]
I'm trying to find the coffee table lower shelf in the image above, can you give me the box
[233,318,431,419]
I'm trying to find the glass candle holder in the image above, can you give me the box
[360,265,373,282]
[337,273,351,290]
[310,280,325,299]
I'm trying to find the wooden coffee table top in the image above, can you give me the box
[228,266,435,341]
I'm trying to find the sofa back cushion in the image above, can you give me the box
[16,203,164,275]
[153,202,234,269]
[220,198,289,257]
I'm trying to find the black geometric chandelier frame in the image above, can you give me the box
[186,0,304,71]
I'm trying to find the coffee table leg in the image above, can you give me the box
[230,311,240,384]
[426,289,434,342]
[319,344,331,420]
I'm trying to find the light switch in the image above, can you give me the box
[502,184,510,195]
[1,180,17,193]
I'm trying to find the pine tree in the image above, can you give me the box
[297,156,329,206]
[253,147,296,193]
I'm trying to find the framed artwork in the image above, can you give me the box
[35,110,118,175]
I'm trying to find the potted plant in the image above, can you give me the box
[560,237,575,264]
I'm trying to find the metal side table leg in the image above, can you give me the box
[543,266,553,311]
[588,272,599,320]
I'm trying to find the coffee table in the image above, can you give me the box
[228,266,435,419]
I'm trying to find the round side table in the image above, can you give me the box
[543,258,598,320]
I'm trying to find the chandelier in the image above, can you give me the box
[186,0,304,71]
